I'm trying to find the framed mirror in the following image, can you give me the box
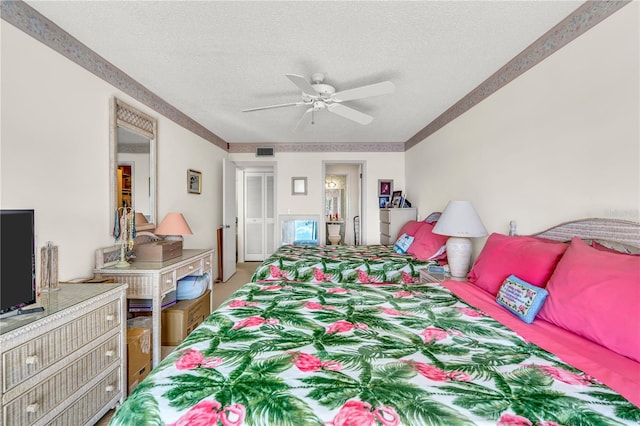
[109,97,157,232]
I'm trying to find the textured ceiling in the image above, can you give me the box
[26,1,581,144]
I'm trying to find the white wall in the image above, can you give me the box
[405,4,639,256]
[1,21,227,282]
[229,151,406,245]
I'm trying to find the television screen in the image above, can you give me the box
[0,209,36,315]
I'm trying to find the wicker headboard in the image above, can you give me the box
[526,218,640,251]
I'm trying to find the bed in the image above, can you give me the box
[109,218,640,425]
[250,219,447,285]
[250,244,441,284]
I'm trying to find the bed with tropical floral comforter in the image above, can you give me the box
[109,280,639,426]
[250,244,439,284]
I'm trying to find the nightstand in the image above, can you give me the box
[420,269,469,283]
[419,269,448,283]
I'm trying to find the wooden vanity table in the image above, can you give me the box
[94,248,214,367]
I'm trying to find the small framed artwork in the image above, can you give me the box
[379,196,390,208]
[391,190,403,208]
[378,179,393,197]
[292,177,307,195]
[187,169,202,194]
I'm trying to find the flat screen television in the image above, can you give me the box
[0,209,36,315]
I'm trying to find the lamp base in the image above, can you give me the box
[445,236,472,279]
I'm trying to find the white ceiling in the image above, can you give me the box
[26,1,581,144]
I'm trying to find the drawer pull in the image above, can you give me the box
[105,385,115,393]
[105,350,115,357]
[189,265,194,270]
[166,278,172,284]
[106,314,115,321]
[26,355,39,365]
[26,403,39,413]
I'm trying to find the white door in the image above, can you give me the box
[222,158,237,281]
[244,172,275,261]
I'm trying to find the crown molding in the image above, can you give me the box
[228,142,404,154]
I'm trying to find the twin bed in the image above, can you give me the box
[109,218,640,425]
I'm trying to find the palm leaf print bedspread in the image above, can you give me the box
[110,281,639,426]
[251,244,439,284]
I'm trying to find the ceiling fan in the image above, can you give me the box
[242,73,395,131]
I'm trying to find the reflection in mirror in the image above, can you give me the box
[110,98,157,233]
[325,175,346,220]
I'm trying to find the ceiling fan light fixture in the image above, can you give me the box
[243,72,394,131]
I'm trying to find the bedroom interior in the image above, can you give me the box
[0,0,638,425]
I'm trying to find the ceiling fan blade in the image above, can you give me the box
[242,102,305,112]
[294,108,314,132]
[327,104,373,125]
[332,81,395,102]
[286,74,318,96]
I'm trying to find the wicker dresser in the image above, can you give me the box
[94,248,215,367]
[0,283,127,426]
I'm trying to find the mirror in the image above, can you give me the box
[325,175,346,220]
[110,97,157,232]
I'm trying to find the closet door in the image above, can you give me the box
[264,174,275,257]
[244,172,274,261]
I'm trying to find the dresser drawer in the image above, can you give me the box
[2,301,121,393]
[176,259,202,280]
[48,367,121,426]
[160,271,176,293]
[380,234,392,245]
[380,222,390,236]
[380,209,391,222]
[202,253,214,274]
[2,334,121,425]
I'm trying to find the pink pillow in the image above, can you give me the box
[468,233,568,295]
[538,237,640,362]
[406,222,448,261]
[396,220,425,240]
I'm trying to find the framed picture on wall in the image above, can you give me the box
[378,179,393,197]
[188,169,202,194]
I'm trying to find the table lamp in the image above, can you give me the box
[154,212,193,241]
[432,200,487,279]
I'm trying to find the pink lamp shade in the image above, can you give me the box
[134,212,149,225]
[154,213,193,238]
[134,212,155,232]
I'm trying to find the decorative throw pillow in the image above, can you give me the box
[538,237,640,362]
[406,222,449,261]
[496,275,548,323]
[468,233,568,295]
[393,233,415,254]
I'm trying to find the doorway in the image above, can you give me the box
[323,162,364,246]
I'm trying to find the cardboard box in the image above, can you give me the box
[161,290,211,346]
[134,240,183,262]
[127,327,152,394]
